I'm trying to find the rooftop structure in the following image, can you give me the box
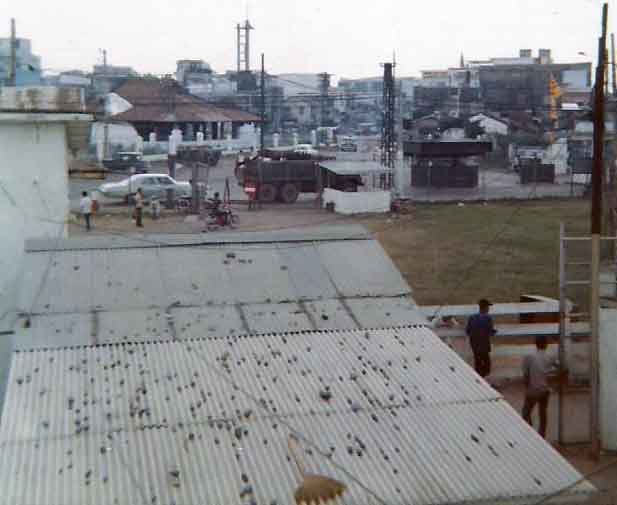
[0,326,595,505]
[13,226,421,350]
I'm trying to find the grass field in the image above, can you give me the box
[363,199,593,306]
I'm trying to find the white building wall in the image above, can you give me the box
[0,122,69,330]
[322,188,391,215]
[600,308,617,451]
[90,122,139,155]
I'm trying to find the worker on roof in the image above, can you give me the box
[465,298,496,378]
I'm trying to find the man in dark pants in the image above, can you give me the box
[522,335,559,438]
[79,191,93,231]
[465,299,496,377]
[134,188,144,228]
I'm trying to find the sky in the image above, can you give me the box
[0,0,611,81]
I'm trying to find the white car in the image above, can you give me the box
[98,173,210,202]
[293,144,319,156]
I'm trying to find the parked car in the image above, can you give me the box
[339,137,358,152]
[102,152,148,173]
[98,173,210,202]
[293,144,319,156]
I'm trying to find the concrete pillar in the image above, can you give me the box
[601,308,617,450]
[196,131,204,145]
[96,131,105,162]
[310,130,317,147]
[135,136,144,153]
[217,122,223,140]
[273,133,280,148]
[293,132,299,146]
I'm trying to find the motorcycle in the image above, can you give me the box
[203,205,239,231]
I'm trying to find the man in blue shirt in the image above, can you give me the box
[465,299,496,377]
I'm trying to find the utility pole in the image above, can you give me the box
[260,53,265,153]
[100,48,110,163]
[8,18,17,86]
[590,1,608,460]
[610,33,617,96]
[318,72,331,128]
[611,34,617,261]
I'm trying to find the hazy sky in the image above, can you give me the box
[0,0,610,81]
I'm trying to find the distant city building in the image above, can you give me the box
[0,37,42,86]
[176,59,237,99]
[91,64,138,97]
[417,49,592,122]
[44,70,91,89]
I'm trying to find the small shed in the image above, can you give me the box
[319,161,393,215]
[404,140,492,189]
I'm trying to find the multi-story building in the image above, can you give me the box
[416,49,591,123]
[176,59,237,99]
[0,37,42,86]
[91,64,138,97]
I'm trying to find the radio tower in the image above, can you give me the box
[236,19,254,72]
[381,61,396,178]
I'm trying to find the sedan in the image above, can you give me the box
[98,174,210,202]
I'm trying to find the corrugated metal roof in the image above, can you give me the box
[14,296,427,350]
[18,242,410,313]
[0,327,595,505]
[24,225,372,252]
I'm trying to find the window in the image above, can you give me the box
[141,177,156,186]
[157,177,174,185]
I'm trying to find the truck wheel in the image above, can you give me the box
[259,184,278,203]
[280,183,299,204]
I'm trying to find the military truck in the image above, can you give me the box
[235,151,363,203]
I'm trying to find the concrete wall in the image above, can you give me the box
[91,121,139,157]
[322,188,391,215]
[542,138,569,175]
[0,122,69,331]
[600,308,617,451]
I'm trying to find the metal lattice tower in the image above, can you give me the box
[381,62,396,171]
[318,72,331,127]
[236,20,254,73]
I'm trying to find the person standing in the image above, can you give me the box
[465,298,496,377]
[522,335,560,438]
[79,191,93,231]
[134,188,144,228]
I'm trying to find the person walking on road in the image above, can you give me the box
[465,298,496,377]
[79,191,93,231]
[522,335,560,438]
[134,188,144,228]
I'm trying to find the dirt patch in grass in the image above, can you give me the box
[361,199,591,306]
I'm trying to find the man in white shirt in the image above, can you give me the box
[522,335,560,438]
[79,191,93,231]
